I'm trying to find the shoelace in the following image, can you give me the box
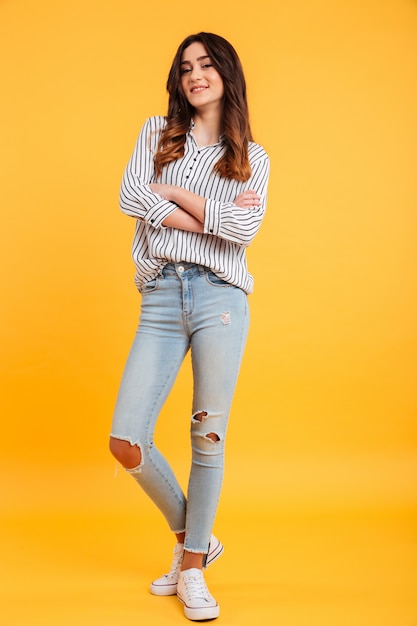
[182,571,211,601]
[165,544,183,580]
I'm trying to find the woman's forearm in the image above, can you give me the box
[150,183,206,223]
[162,208,204,232]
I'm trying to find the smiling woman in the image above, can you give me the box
[109,31,270,622]
[179,43,225,115]
[2,1,417,625]
[155,32,254,182]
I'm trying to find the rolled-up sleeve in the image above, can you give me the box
[203,152,270,247]
[119,117,178,228]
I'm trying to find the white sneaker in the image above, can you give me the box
[177,568,220,621]
[150,534,223,596]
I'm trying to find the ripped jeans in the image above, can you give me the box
[110,263,249,554]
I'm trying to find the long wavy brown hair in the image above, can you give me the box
[154,32,253,182]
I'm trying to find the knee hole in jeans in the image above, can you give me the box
[191,411,221,442]
[109,437,143,469]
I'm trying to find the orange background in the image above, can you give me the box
[1,0,416,624]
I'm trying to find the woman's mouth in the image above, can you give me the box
[190,86,208,94]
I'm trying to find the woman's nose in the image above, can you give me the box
[190,67,202,81]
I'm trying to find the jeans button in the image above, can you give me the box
[178,265,184,273]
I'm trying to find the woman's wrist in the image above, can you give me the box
[168,185,181,204]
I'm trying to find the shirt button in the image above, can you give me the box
[178,265,184,273]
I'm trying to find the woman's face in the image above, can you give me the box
[180,42,224,112]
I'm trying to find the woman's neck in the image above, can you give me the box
[192,110,223,147]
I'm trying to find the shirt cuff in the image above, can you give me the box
[146,198,178,228]
[204,198,221,236]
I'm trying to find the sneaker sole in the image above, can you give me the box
[179,598,220,621]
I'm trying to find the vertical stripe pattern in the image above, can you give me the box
[120,116,270,294]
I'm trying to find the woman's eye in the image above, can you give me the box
[202,64,213,69]
[181,68,191,74]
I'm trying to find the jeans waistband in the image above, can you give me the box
[163,262,208,276]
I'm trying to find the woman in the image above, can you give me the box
[110,32,269,621]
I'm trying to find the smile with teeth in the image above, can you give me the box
[190,86,208,94]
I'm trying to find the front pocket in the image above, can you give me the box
[139,277,159,293]
[205,271,231,287]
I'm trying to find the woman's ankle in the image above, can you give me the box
[181,550,204,571]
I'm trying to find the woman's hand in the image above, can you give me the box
[233,190,262,208]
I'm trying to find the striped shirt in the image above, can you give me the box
[120,116,270,294]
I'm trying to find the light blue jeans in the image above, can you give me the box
[110,262,249,554]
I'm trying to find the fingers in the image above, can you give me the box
[247,192,262,206]
[234,190,262,208]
